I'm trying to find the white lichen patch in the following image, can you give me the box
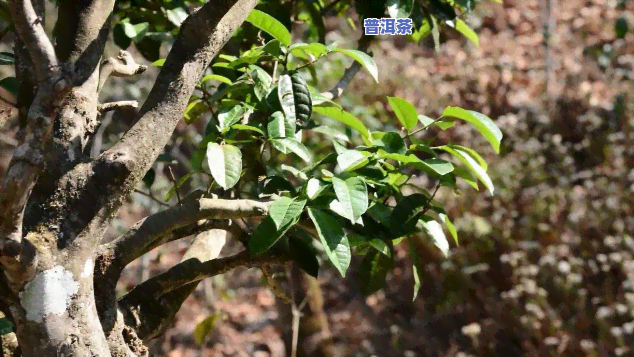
[81,259,93,278]
[19,266,79,323]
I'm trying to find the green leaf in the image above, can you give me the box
[389,193,428,237]
[441,107,502,153]
[420,219,449,256]
[246,9,292,46]
[231,124,264,135]
[122,21,149,41]
[371,132,406,154]
[387,97,418,130]
[151,59,165,67]
[331,177,368,224]
[331,48,379,83]
[313,106,370,139]
[206,143,242,189]
[278,72,313,129]
[430,16,440,52]
[250,65,272,101]
[381,153,453,176]
[454,19,479,46]
[408,238,423,301]
[439,213,458,246]
[0,77,18,95]
[201,74,233,85]
[269,197,306,230]
[184,101,208,124]
[306,178,324,199]
[0,52,14,65]
[267,111,293,138]
[337,150,370,172]
[438,146,494,194]
[193,313,222,346]
[217,105,247,133]
[289,42,329,58]
[308,209,352,277]
[249,215,297,255]
[387,0,414,18]
[271,138,312,162]
[358,249,393,295]
[166,7,188,26]
[449,144,487,171]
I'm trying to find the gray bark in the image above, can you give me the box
[0,1,290,356]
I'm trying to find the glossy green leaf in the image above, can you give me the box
[388,97,418,130]
[331,177,368,224]
[217,105,247,133]
[381,153,453,176]
[250,65,272,101]
[441,107,502,153]
[206,143,242,189]
[246,9,292,46]
[267,111,293,138]
[420,219,449,256]
[308,208,352,277]
[166,7,188,26]
[439,146,494,194]
[231,124,264,135]
[289,42,329,58]
[201,74,233,85]
[312,126,350,142]
[449,144,487,171]
[278,72,312,129]
[313,106,370,139]
[331,48,379,83]
[306,178,324,199]
[408,238,423,300]
[439,213,458,246]
[269,197,306,230]
[337,150,370,172]
[271,138,312,162]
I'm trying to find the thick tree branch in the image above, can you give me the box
[98,51,147,93]
[54,0,115,83]
[100,0,258,200]
[118,250,290,340]
[102,197,270,274]
[7,0,57,80]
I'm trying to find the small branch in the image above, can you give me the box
[98,50,148,92]
[122,250,289,300]
[98,101,139,114]
[101,197,271,275]
[167,166,182,204]
[7,0,58,80]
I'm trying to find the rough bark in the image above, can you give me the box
[0,1,276,356]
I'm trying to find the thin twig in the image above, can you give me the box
[133,189,170,208]
[168,165,182,204]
